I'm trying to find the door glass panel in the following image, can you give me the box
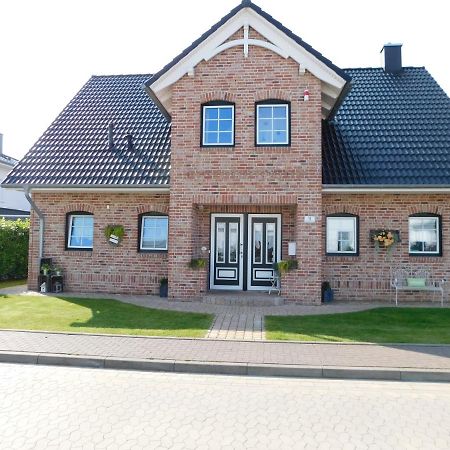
[229,222,238,263]
[253,222,263,264]
[216,223,226,263]
[266,223,275,264]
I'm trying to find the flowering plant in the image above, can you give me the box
[370,229,400,255]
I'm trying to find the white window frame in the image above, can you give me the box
[202,104,235,146]
[67,214,94,249]
[140,215,169,251]
[256,103,289,146]
[408,216,440,255]
[326,216,358,255]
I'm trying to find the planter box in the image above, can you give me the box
[323,289,334,303]
[159,284,168,298]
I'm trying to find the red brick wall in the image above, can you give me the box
[323,194,450,302]
[169,30,323,302]
[28,192,169,294]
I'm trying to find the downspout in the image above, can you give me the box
[24,187,44,259]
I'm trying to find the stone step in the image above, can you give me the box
[202,291,284,306]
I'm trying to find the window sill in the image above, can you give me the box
[409,253,442,258]
[200,144,235,149]
[326,253,359,257]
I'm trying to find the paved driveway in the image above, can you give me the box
[1,363,450,449]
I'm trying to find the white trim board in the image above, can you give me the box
[148,7,347,117]
[25,187,170,194]
[323,187,450,194]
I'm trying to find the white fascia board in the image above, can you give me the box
[323,186,450,194]
[243,9,346,89]
[150,8,346,96]
[150,11,245,94]
[0,161,15,171]
[25,187,171,194]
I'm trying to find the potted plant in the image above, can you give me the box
[189,258,207,269]
[41,263,52,276]
[104,225,125,246]
[322,281,334,303]
[159,277,168,298]
[370,229,400,256]
[272,259,298,294]
[276,259,298,275]
[54,267,63,276]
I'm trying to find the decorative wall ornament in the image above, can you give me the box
[104,225,125,246]
[370,229,400,256]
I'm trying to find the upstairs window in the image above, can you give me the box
[139,214,169,251]
[256,101,290,146]
[202,102,235,146]
[326,215,358,256]
[66,213,94,250]
[409,214,441,256]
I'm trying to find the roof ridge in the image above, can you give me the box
[343,66,425,71]
[91,73,152,78]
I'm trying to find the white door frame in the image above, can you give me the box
[247,214,282,291]
[210,213,244,290]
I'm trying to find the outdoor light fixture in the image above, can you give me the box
[303,88,310,102]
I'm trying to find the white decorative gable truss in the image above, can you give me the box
[146,4,349,119]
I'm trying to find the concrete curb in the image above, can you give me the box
[1,351,450,382]
[3,328,450,348]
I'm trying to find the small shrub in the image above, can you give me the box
[0,218,30,280]
[189,258,207,269]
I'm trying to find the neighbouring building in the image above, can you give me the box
[2,0,450,303]
[0,133,30,220]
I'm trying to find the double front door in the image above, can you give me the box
[210,214,281,291]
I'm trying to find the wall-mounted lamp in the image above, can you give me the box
[303,88,310,102]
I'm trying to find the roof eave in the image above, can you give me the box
[1,183,171,192]
[323,184,450,193]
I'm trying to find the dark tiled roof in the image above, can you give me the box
[0,153,18,167]
[323,67,450,185]
[146,0,350,90]
[3,74,171,187]
[0,207,29,216]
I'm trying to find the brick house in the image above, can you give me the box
[3,0,450,303]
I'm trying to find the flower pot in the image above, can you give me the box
[323,289,334,303]
[159,284,168,298]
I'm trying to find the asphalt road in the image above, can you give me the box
[0,363,449,449]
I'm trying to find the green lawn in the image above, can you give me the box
[0,279,27,289]
[0,295,213,338]
[265,308,450,344]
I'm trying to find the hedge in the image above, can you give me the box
[0,218,30,280]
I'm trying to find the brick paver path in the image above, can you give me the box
[3,286,449,341]
[206,312,265,339]
[1,286,408,341]
[1,363,450,449]
[1,329,450,370]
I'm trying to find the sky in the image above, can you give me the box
[0,0,449,160]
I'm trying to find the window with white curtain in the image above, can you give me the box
[326,216,358,255]
[409,215,440,255]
